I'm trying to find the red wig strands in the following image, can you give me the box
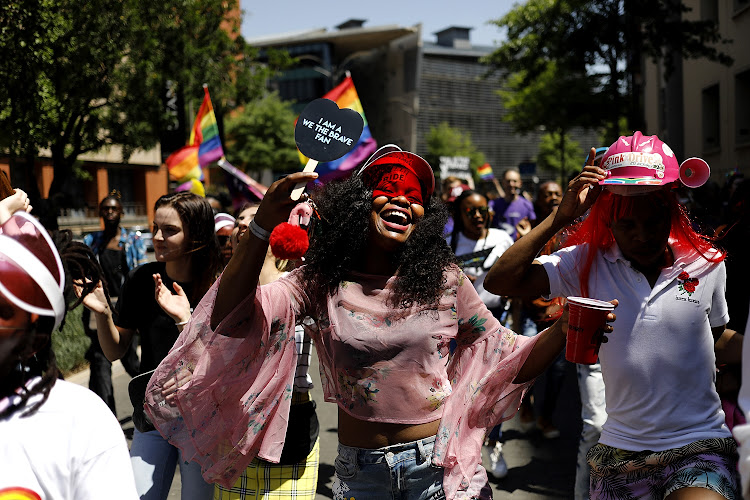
[562,188,724,298]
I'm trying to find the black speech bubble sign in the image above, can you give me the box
[295,98,364,163]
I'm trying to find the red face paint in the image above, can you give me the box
[371,167,424,205]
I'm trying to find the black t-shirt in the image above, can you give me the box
[99,248,128,298]
[116,261,195,373]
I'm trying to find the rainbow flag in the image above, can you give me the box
[166,85,223,184]
[190,86,224,167]
[477,163,494,181]
[175,177,206,197]
[298,75,377,180]
[165,145,201,183]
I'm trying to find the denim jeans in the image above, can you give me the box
[332,436,445,500]
[130,429,214,500]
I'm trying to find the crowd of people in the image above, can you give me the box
[2,132,750,500]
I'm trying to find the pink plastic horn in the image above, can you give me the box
[679,158,710,188]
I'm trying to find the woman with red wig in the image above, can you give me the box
[486,132,742,500]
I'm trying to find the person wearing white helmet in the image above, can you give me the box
[214,212,236,268]
[486,132,741,500]
[0,191,138,499]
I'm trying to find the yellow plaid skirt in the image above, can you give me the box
[214,438,320,500]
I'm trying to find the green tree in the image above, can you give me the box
[496,59,600,185]
[0,0,288,224]
[224,92,300,173]
[537,132,584,180]
[425,122,486,182]
[483,0,732,143]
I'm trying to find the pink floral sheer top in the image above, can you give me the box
[145,265,537,499]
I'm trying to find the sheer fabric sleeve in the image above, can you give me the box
[434,270,539,499]
[144,268,311,488]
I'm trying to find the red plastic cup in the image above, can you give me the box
[565,297,614,364]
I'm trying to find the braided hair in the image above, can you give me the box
[99,189,123,213]
[0,230,109,419]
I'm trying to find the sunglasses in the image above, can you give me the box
[217,235,231,246]
[464,206,490,216]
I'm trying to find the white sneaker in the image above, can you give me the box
[488,442,508,479]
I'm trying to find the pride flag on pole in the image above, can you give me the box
[298,75,377,180]
[166,85,223,183]
[190,85,224,167]
[477,163,494,181]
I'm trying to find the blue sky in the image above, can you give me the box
[240,0,519,47]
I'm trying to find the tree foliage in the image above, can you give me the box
[483,0,733,143]
[537,132,584,179]
[425,122,486,179]
[224,92,300,173]
[0,0,290,209]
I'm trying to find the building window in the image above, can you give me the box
[736,70,750,145]
[702,84,721,153]
[702,0,719,22]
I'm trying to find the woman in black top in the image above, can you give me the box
[83,191,221,500]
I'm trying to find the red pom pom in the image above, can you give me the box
[269,222,309,260]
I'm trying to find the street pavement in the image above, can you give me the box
[68,348,582,499]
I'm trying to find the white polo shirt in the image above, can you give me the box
[537,241,730,451]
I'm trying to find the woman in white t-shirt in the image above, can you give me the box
[447,190,514,316]
[486,133,743,500]
[447,189,515,480]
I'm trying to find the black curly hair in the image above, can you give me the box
[301,172,457,312]
[0,230,109,419]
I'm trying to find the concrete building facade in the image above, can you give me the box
[643,0,750,178]
[0,146,166,232]
[249,20,556,190]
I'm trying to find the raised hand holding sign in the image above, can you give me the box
[291,98,364,200]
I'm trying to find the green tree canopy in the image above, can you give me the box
[224,92,300,174]
[425,122,486,182]
[0,0,289,217]
[536,132,584,179]
[483,0,732,143]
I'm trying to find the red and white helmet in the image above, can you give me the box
[599,131,710,195]
[0,212,65,330]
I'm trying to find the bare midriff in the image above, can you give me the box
[337,407,441,448]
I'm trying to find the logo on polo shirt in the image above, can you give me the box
[677,271,699,296]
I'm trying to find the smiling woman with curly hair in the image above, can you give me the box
[302,170,456,312]
[144,146,577,500]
